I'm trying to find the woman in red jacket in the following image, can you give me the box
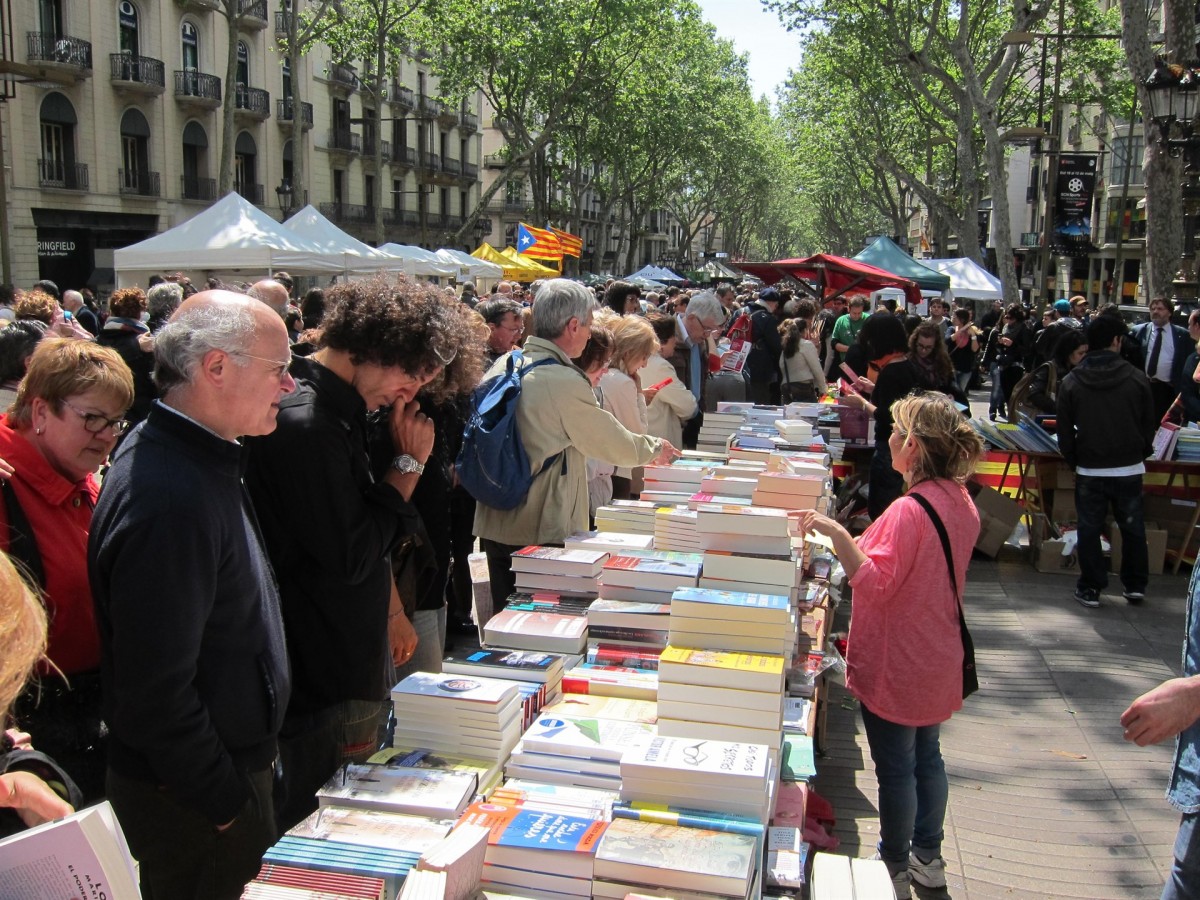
[798,393,983,899]
[0,338,133,802]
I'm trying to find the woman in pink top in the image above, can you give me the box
[798,393,982,899]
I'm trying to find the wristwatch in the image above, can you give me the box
[391,454,425,476]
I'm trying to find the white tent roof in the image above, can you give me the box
[377,243,458,277]
[925,257,1003,301]
[434,248,503,279]
[114,192,345,277]
[282,205,404,275]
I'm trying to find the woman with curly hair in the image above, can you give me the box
[598,310,659,500]
[243,274,485,832]
[97,286,156,430]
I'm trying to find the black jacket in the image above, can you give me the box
[89,403,290,825]
[1056,350,1156,470]
[744,302,782,383]
[1132,321,1193,386]
[245,356,423,715]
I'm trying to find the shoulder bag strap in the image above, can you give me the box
[1,480,45,591]
[907,492,958,605]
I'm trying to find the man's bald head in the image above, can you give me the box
[62,290,84,312]
[249,279,290,317]
[156,290,284,392]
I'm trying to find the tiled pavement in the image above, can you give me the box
[816,547,1189,899]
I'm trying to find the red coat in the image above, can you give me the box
[0,417,101,676]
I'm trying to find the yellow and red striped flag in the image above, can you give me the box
[516,223,563,261]
[550,226,583,258]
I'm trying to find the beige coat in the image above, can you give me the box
[473,336,663,546]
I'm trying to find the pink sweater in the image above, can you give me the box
[846,479,980,726]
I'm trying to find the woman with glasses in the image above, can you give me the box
[0,337,133,802]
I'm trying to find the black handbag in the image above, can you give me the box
[909,492,978,699]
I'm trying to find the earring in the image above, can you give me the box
[35,427,42,435]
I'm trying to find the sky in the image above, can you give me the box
[695,0,805,104]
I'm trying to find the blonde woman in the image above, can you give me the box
[597,311,659,500]
[778,317,827,403]
[798,393,983,898]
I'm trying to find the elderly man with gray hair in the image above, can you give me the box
[670,289,727,447]
[89,291,296,898]
[146,281,184,332]
[473,278,679,610]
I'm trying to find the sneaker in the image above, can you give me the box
[1123,590,1145,605]
[909,852,947,889]
[869,853,912,899]
[1074,587,1100,608]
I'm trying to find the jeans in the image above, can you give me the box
[860,703,948,875]
[988,362,1007,415]
[1164,812,1200,900]
[274,698,386,832]
[108,765,275,900]
[481,537,523,620]
[954,370,972,397]
[393,606,448,680]
[1075,473,1148,595]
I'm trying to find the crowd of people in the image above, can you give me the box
[0,270,1196,899]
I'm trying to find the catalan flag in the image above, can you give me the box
[550,226,583,258]
[516,222,563,261]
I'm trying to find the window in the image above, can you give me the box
[365,174,375,211]
[181,120,208,199]
[118,1,138,55]
[460,189,468,217]
[119,108,151,193]
[282,139,293,188]
[1105,197,1147,243]
[282,57,291,100]
[505,179,523,205]
[440,187,450,216]
[234,131,257,196]
[460,137,469,165]
[39,92,78,188]
[39,0,62,36]
[332,169,344,205]
[1110,133,1144,187]
[181,21,198,70]
[236,40,249,88]
[363,107,377,153]
[332,97,350,133]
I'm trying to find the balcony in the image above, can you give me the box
[461,111,478,132]
[109,54,164,94]
[235,182,264,205]
[389,84,414,111]
[418,150,439,171]
[176,0,219,11]
[390,145,416,167]
[323,62,357,92]
[27,33,92,78]
[174,70,222,108]
[38,159,89,191]
[486,197,531,216]
[440,157,461,176]
[276,99,313,129]
[362,138,391,160]
[274,10,291,36]
[398,209,420,227]
[444,214,464,230]
[181,175,217,201]
[417,94,439,118]
[234,85,271,120]
[436,100,458,127]
[117,169,161,197]
[484,152,508,169]
[319,202,372,224]
[237,0,268,28]
[426,213,446,229]
[324,129,361,154]
[462,161,479,180]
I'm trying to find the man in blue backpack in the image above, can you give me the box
[472,279,679,612]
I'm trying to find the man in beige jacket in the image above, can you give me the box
[473,279,678,613]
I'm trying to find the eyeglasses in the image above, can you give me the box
[235,351,293,380]
[687,313,723,337]
[62,400,130,436]
[681,741,709,765]
[496,321,524,334]
[916,342,936,352]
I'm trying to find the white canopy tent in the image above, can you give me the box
[925,257,1003,301]
[114,192,345,283]
[434,248,503,280]
[376,243,458,278]
[282,205,405,275]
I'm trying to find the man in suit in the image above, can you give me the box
[1133,297,1192,421]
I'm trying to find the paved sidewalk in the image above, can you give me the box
[817,547,1189,899]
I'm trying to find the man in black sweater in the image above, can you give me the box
[89,292,296,898]
[1057,314,1157,610]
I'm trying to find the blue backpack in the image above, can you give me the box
[456,350,563,510]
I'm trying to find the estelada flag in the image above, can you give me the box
[516,223,563,261]
[550,226,583,258]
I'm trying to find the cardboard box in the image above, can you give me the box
[1144,496,1200,544]
[1050,488,1076,523]
[968,481,1023,558]
[1035,538,1080,574]
[1110,521,1169,576]
[1040,461,1075,491]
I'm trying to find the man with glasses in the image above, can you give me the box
[669,290,726,448]
[478,298,525,367]
[90,291,296,896]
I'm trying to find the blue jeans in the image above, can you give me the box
[861,703,948,875]
[1163,812,1200,900]
[988,363,1007,415]
[955,370,972,397]
[1075,473,1147,595]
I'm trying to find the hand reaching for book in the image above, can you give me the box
[0,770,73,827]
[652,440,680,467]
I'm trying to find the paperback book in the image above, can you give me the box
[593,818,758,898]
[316,764,478,818]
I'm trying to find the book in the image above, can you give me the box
[247,863,388,899]
[561,665,658,701]
[670,586,791,622]
[540,693,657,723]
[512,571,601,596]
[512,546,610,576]
[397,868,448,900]
[656,679,784,713]
[780,734,816,782]
[417,822,490,900]
[502,764,623,792]
[619,735,771,790]
[656,696,783,733]
[585,599,671,628]
[564,530,656,553]
[593,818,758,898]
[654,717,784,753]
[765,826,809,889]
[289,804,455,853]
[665,629,792,659]
[600,556,702,591]
[508,745,623,777]
[392,673,523,709]
[481,861,593,897]
[657,646,786,693]
[0,801,139,900]
[484,609,589,654]
[755,471,828,496]
[521,714,656,762]
[700,551,800,587]
[610,802,764,838]
[457,803,608,880]
[490,780,618,820]
[667,612,794,641]
[587,642,663,670]
[584,625,668,647]
[442,649,566,684]
[316,765,478,818]
[594,582,675,604]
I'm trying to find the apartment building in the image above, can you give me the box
[5,0,482,290]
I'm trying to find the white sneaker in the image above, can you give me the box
[909,852,947,889]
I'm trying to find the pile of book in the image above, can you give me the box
[751,468,831,512]
[668,586,796,662]
[585,598,670,657]
[695,502,799,556]
[696,410,746,452]
[564,530,655,554]
[656,645,787,749]
[653,506,701,552]
[596,552,700,604]
[482,597,590,656]
[442,648,567,716]
[506,711,656,790]
[700,548,803,607]
[244,863,387,899]
[640,459,713,504]
[510,545,608,598]
[389,673,525,770]
[595,499,663,534]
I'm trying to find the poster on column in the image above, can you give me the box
[1053,154,1098,247]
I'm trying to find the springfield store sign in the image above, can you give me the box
[38,239,77,258]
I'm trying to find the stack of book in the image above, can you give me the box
[367,746,505,800]
[264,802,455,896]
[458,801,609,899]
[483,605,589,655]
[390,673,525,768]
[698,472,757,501]
[586,598,671,655]
[565,530,655,554]
[751,470,831,512]
[593,817,761,900]
[597,553,700,604]
[619,735,776,822]
[490,779,620,820]
[595,499,662,535]
[243,863,387,899]
[561,662,658,701]
[414,822,490,900]
[695,503,798,556]
[442,648,567,711]
[506,712,656,790]
[775,418,814,445]
[656,646,786,749]
[539,692,658,725]
[696,410,746,452]
[653,506,701,552]
[510,546,608,598]
[667,586,796,661]
[640,460,713,504]
[700,549,803,606]
[316,765,478,819]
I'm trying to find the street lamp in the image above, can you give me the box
[276,179,296,220]
[1144,57,1200,307]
